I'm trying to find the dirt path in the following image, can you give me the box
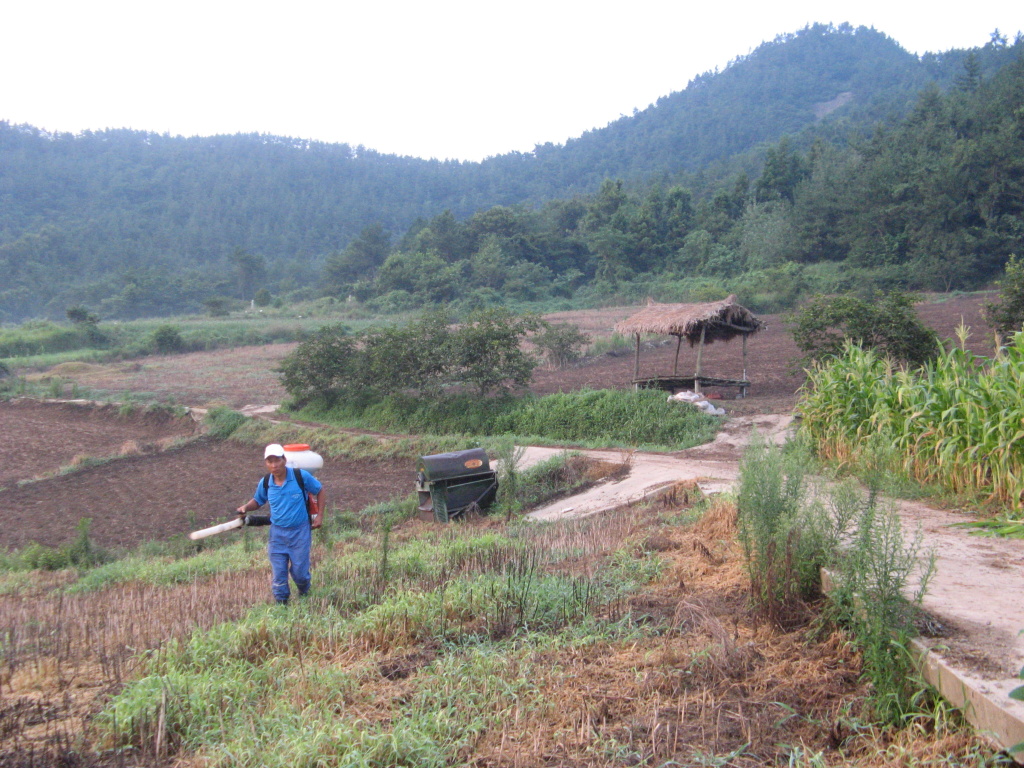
[519,413,1024,735]
[523,413,792,520]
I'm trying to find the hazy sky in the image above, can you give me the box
[1,0,1019,161]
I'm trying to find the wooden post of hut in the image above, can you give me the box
[694,325,706,394]
[741,332,748,397]
[633,333,641,382]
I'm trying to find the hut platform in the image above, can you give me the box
[632,375,750,398]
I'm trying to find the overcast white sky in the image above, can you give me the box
[1,1,1019,161]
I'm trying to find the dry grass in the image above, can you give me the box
[118,440,143,457]
[0,568,268,760]
[0,495,998,767]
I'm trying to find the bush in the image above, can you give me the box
[151,324,185,354]
[789,290,939,368]
[205,406,248,439]
[17,519,109,571]
[360,309,452,397]
[984,253,1024,343]
[203,297,232,317]
[278,324,358,405]
[533,322,590,368]
[280,308,543,405]
[449,307,541,395]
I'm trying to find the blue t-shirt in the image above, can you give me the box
[253,468,323,528]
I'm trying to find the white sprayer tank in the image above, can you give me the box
[282,444,323,474]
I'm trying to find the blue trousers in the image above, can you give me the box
[268,523,311,602]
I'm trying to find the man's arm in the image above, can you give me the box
[237,498,261,517]
[311,488,325,528]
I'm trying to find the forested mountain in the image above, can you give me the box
[1,23,1021,321]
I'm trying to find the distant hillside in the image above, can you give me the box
[0,23,1020,321]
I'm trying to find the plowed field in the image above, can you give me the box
[0,292,994,553]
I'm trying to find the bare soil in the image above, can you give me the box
[0,403,412,551]
[532,292,995,399]
[0,399,199,490]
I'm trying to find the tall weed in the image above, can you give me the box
[737,435,829,628]
[737,437,935,720]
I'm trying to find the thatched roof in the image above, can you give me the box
[615,295,764,346]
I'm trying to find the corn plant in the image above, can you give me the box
[799,329,1024,509]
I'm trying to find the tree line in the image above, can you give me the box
[0,25,1020,321]
[325,46,1024,314]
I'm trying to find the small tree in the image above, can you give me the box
[984,254,1024,344]
[278,325,359,405]
[203,297,232,317]
[450,308,541,395]
[254,288,272,307]
[359,308,453,397]
[66,305,99,326]
[532,322,591,369]
[66,305,105,345]
[279,309,544,404]
[151,324,185,354]
[790,291,939,369]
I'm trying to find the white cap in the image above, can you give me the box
[264,443,286,459]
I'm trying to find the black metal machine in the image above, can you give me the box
[416,448,498,523]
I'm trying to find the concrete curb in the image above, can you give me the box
[910,638,1024,762]
[821,568,1024,762]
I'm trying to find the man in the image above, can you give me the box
[237,443,325,604]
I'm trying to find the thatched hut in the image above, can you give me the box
[615,295,764,395]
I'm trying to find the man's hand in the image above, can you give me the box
[311,513,322,529]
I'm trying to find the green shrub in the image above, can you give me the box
[151,324,186,354]
[278,324,358,405]
[533,322,590,368]
[449,308,542,395]
[203,297,233,317]
[205,407,248,439]
[789,290,939,368]
[13,519,109,571]
[279,308,542,406]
